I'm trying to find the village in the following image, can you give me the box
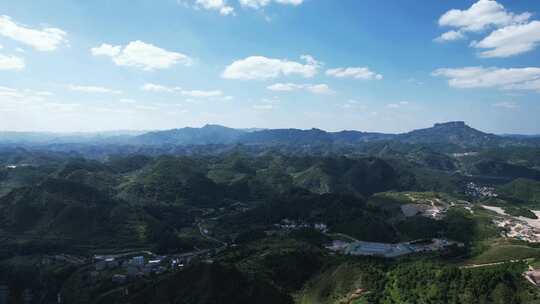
[483,205,540,243]
[465,182,499,198]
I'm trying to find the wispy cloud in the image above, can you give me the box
[267,83,334,94]
[326,67,383,80]
[493,101,519,109]
[141,83,224,97]
[433,66,540,92]
[386,101,410,109]
[69,85,122,94]
[0,54,25,70]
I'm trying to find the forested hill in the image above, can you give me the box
[1,122,539,149]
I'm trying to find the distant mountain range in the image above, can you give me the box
[129,121,538,148]
[1,122,539,148]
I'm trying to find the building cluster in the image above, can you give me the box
[327,239,462,258]
[451,152,479,158]
[91,253,195,284]
[483,205,540,243]
[273,219,328,233]
[3,164,31,169]
[495,218,540,243]
[465,182,498,198]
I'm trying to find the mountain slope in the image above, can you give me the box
[397,121,501,148]
[134,124,246,145]
[0,178,152,245]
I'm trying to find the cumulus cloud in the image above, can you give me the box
[91,41,193,71]
[0,54,25,70]
[141,83,223,97]
[325,67,383,80]
[239,0,303,9]
[69,85,122,94]
[222,55,321,80]
[434,0,535,51]
[267,83,334,94]
[433,66,540,92]
[0,15,68,51]
[438,0,530,33]
[471,21,540,58]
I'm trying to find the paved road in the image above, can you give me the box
[460,259,522,269]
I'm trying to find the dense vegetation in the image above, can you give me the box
[2,122,540,303]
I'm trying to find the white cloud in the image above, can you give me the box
[275,0,303,5]
[0,54,25,70]
[267,83,334,94]
[141,83,223,97]
[69,85,122,94]
[181,90,223,97]
[180,0,235,15]
[438,0,530,33]
[91,41,193,71]
[142,83,176,92]
[135,105,160,111]
[222,55,321,80]
[433,66,540,92]
[239,0,303,9]
[326,67,383,80]
[341,99,367,110]
[386,101,410,109]
[472,21,540,58]
[91,43,121,57]
[0,15,68,51]
[0,86,53,113]
[434,30,465,42]
[305,84,333,95]
[267,83,298,91]
[493,101,519,109]
[197,0,235,15]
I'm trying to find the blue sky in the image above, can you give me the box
[0,0,539,134]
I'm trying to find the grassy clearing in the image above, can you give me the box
[467,239,540,265]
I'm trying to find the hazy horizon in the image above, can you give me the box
[1,121,539,136]
[1,0,539,134]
